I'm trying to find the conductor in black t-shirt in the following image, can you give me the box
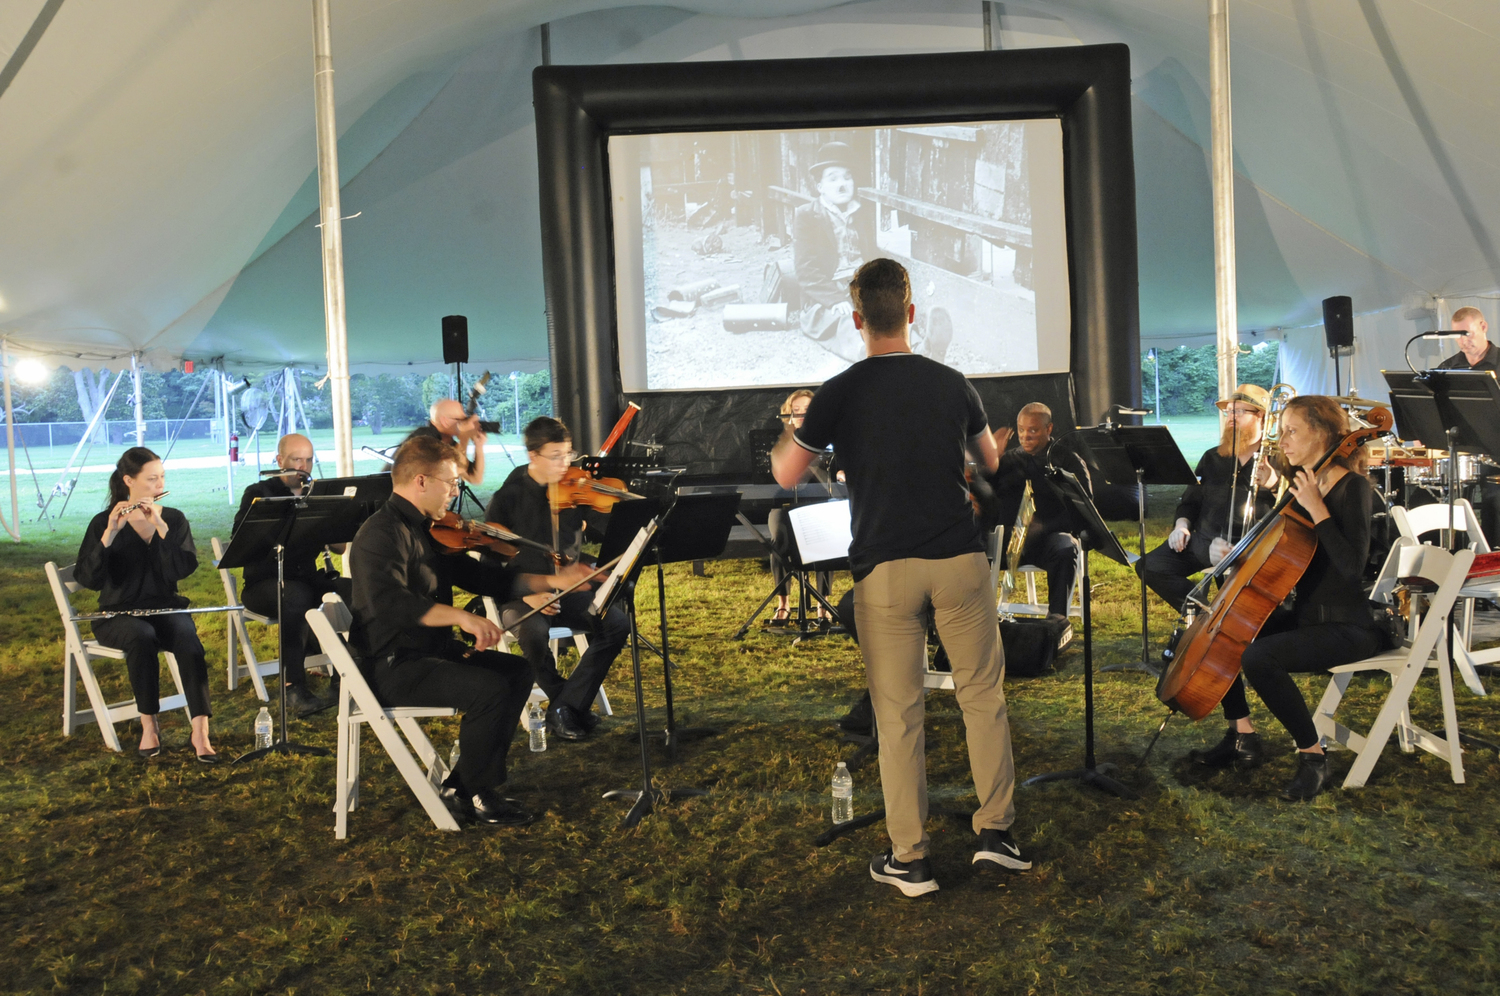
[771,257,1030,898]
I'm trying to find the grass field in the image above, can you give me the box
[3,459,1500,993]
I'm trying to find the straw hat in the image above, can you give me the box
[1215,384,1272,415]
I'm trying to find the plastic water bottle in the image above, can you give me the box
[254,707,273,750]
[528,702,547,753]
[832,761,854,824]
[448,740,461,773]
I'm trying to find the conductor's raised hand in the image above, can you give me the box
[455,610,504,652]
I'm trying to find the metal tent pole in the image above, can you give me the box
[1209,0,1238,402]
[312,0,354,477]
[2,339,20,542]
[130,353,145,446]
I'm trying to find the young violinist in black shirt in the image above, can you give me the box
[485,417,628,742]
[1190,395,1384,801]
[349,435,596,827]
[75,447,217,761]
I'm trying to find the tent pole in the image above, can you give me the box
[312,0,354,477]
[1209,0,1238,404]
[2,339,20,542]
[131,352,145,446]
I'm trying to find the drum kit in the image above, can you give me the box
[1368,442,1495,506]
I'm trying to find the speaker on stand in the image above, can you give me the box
[443,315,469,401]
[1322,295,1353,398]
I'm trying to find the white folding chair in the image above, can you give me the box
[482,595,613,718]
[998,539,1084,620]
[1312,544,1476,788]
[48,561,190,752]
[212,536,333,700]
[1390,503,1495,684]
[305,597,460,839]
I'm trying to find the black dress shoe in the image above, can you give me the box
[286,683,331,719]
[137,743,164,759]
[440,785,476,824]
[837,691,874,735]
[1188,727,1266,769]
[547,704,590,741]
[1281,751,1330,801]
[578,708,601,732]
[471,788,536,827]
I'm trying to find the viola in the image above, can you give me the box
[1156,406,1393,720]
[429,511,559,562]
[547,402,647,515]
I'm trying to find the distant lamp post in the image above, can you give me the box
[510,371,521,436]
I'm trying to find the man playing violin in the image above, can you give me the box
[1186,395,1384,801]
[1136,385,1278,614]
[485,417,629,742]
[989,402,1091,621]
[349,435,598,827]
[407,397,487,486]
[233,433,349,717]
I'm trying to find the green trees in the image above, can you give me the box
[1142,342,1280,416]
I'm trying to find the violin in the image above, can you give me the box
[1156,406,1393,720]
[429,511,560,562]
[547,402,646,515]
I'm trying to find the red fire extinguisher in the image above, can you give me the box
[229,430,239,464]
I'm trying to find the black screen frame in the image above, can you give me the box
[534,44,1140,453]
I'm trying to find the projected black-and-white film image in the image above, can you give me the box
[610,120,1070,392]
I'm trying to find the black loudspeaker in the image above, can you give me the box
[441,315,469,364]
[1322,296,1354,350]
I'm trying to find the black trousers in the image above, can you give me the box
[767,508,830,601]
[1135,534,1215,613]
[242,575,351,685]
[1020,531,1080,616]
[92,613,212,718]
[368,647,532,793]
[1220,619,1383,749]
[500,591,629,714]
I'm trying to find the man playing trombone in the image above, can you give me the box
[1136,385,1279,613]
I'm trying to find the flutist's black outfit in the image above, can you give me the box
[75,507,212,718]
[349,494,531,800]
[1136,447,1275,612]
[486,467,627,736]
[234,476,351,695]
[989,440,1092,617]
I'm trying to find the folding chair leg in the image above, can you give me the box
[226,614,239,691]
[1437,653,1465,785]
[363,712,459,831]
[1343,661,1429,789]
[71,646,124,752]
[1313,672,1352,746]
[335,713,352,839]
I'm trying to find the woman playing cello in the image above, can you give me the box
[1187,395,1384,801]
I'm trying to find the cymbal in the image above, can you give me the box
[1339,395,1387,408]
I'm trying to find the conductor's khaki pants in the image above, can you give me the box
[854,552,1016,862]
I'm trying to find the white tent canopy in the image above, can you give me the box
[2,0,1497,387]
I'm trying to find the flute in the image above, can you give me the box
[117,491,170,516]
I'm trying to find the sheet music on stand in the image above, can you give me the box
[590,519,660,617]
[787,499,852,566]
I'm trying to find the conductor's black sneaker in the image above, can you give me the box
[869,851,939,897]
[973,828,1032,871]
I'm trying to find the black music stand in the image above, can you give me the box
[220,494,365,762]
[1022,468,1138,799]
[1068,425,1196,676]
[599,493,741,757]
[1386,370,1500,544]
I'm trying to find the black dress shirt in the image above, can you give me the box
[75,507,198,611]
[232,476,321,586]
[1435,342,1500,372]
[349,493,517,661]
[990,440,1093,537]
[1174,447,1276,540]
[485,466,604,575]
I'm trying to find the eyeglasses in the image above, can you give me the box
[1224,407,1261,418]
[778,411,808,422]
[541,450,577,464]
[421,474,463,492]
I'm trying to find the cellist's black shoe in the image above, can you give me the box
[1188,727,1266,769]
[1280,751,1329,801]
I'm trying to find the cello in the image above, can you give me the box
[1156,405,1393,720]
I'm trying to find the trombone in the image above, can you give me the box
[1235,383,1295,538]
